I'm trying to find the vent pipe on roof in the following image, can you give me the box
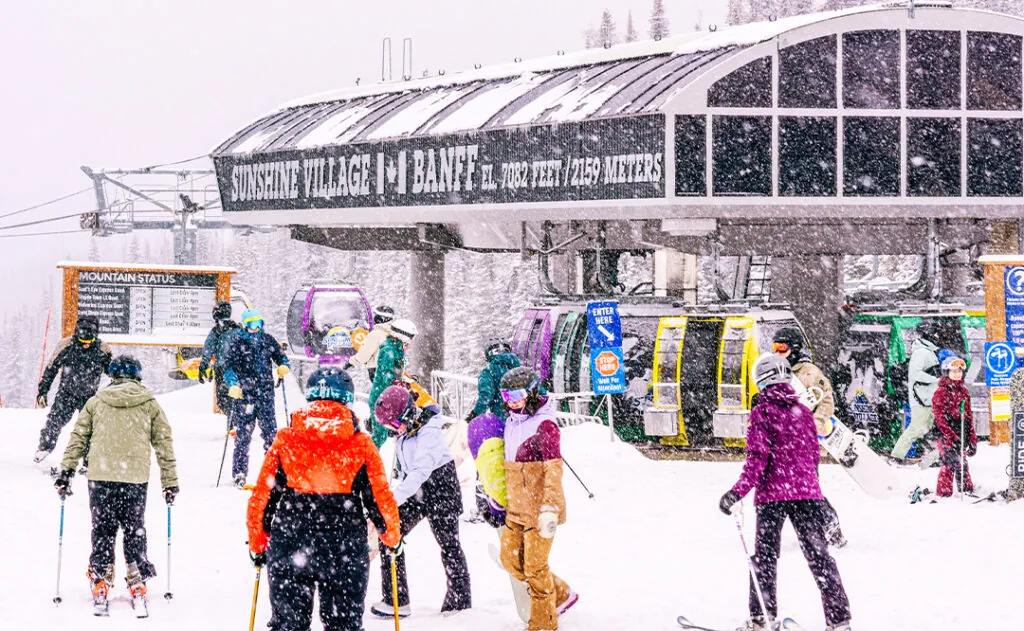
[381,37,392,82]
[402,38,413,81]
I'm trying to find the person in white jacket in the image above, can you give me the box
[891,321,943,460]
[370,385,471,618]
[345,305,394,381]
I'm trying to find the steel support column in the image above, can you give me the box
[769,255,843,369]
[407,250,446,380]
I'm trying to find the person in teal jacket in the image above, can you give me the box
[368,319,418,448]
[467,338,521,421]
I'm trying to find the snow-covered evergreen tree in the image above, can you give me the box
[648,0,670,39]
[599,10,618,47]
[625,11,638,42]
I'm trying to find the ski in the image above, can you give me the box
[93,596,109,617]
[781,619,807,631]
[677,615,726,631]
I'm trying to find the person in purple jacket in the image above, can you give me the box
[719,354,851,631]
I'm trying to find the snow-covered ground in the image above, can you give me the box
[3,380,1022,631]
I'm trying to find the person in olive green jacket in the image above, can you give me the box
[55,355,178,607]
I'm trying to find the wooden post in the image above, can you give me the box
[978,255,1024,446]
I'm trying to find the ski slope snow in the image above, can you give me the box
[3,380,1022,630]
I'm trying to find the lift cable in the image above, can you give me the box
[0,187,92,222]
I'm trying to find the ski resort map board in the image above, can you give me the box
[58,262,236,347]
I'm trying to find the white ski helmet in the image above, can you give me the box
[391,319,418,342]
[752,353,792,390]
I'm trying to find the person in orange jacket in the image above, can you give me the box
[247,367,401,631]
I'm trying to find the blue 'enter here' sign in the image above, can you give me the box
[586,300,622,349]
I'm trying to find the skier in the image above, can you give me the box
[931,352,977,497]
[221,308,290,488]
[344,304,395,381]
[367,318,418,448]
[197,300,241,414]
[467,337,521,422]
[34,315,112,463]
[498,367,577,631]
[719,354,851,631]
[247,367,402,631]
[772,328,847,548]
[890,320,943,461]
[371,385,471,618]
[53,355,178,617]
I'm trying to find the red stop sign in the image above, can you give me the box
[595,350,619,376]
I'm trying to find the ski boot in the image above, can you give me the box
[87,566,113,617]
[736,617,781,631]
[824,520,848,549]
[825,622,852,631]
[128,581,149,618]
[233,473,247,489]
[370,600,411,618]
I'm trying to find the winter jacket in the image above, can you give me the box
[198,321,241,377]
[391,411,461,514]
[38,337,112,399]
[246,399,401,555]
[504,398,566,527]
[469,352,522,420]
[792,359,836,436]
[932,376,977,448]
[222,329,289,400]
[60,379,177,488]
[909,337,941,408]
[468,413,509,514]
[348,322,391,370]
[730,383,823,505]
[369,336,406,415]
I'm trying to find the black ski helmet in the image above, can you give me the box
[108,355,142,381]
[213,301,233,321]
[772,327,805,362]
[484,337,512,361]
[75,315,100,341]
[373,305,396,326]
[916,319,947,346]
[304,367,355,404]
[499,367,544,413]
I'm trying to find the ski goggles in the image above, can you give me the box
[244,320,264,332]
[772,342,790,353]
[78,336,96,344]
[501,388,530,404]
[944,358,967,371]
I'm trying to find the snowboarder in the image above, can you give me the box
[344,304,395,381]
[719,354,851,631]
[467,337,521,422]
[371,385,471,618]
[772,328,847,548]
[367,318,417,448]
[932,352,977,497]
[34,315,112,463]
[197,300,241,414]
[53,355,178,617]
[221,308,290,488]
[498,367,577,631]
[890,320,943,461]
[247,367,402,631]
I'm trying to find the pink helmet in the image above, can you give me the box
[374,385,415,430]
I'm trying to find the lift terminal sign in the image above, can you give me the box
[587,300,626,395]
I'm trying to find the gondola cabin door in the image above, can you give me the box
[649,317,687,444]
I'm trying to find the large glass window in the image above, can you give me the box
[675,115,706,195]
[844,117,900,196]
[779,36,837,109]
[968,118,1023,196]
[707,57,772,108]
[712,116,772,195]
[907,30,960,110]
[779,117,837,196]
[907,118,961,197]
[968,32,1023,110]
[843,30,900,109]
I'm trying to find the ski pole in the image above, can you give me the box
[562,457,594,499]
[248,567,261,631]
[280,378,291,427]
[216,402,235,488]
[732,509,772,629]
[164,505,173,600]
[390,550,401,631]
[960,404,966,502]
[53,496,65,605]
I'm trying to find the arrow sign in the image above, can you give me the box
[597,325,615,342]
[586,300,622,350]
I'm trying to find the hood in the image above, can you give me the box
[292,400,356,439]
[490,352,521,372]
[757,382,799,407]
[97,380,155,408]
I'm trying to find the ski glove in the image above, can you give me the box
[967,443,978,457]
[197,370,206,384]
[228,385,243,399]
[249,551,267,568]
[276,365,290,378]
[163,486,179,506]
[537,511,558,538]
[386,540,405,558]
[54,470,74,498]
[719,490,741,515]
[36,394,48,408]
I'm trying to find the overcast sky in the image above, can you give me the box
[0,0,727,311]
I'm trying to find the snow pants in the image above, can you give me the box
[750,500,850,627]
[500,520,572,631]
[268,531,369,631]
[379,497,471,612]
[231,393,278,477]
[88,481,156,583]
[38,391,92,452]
[891,405,934,459]
[936,437,974,496]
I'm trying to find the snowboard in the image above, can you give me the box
[487,542,530,623]
[792,377,900,500]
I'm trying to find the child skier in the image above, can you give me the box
[247,367,401,631]
[54,355,178,617]
[371,384,471,618]
[197,300,241,413]
[367,318,417,448]
[719,354,851,631]
[221,308,290,488]
[931,352,977,497]
[498,367,577,631]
